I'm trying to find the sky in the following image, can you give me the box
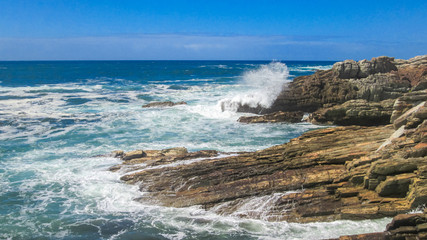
[0,0,426,60]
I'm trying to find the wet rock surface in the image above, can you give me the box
[329,212,427,240]
[238,111,304,123]
[233,55,426,122]
[112,112,426,223]
[109,55,427,239]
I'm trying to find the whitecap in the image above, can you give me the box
[219,62,290,112]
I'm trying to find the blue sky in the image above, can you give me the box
[0,0,426,60]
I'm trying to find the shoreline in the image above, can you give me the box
[111,55,427,239]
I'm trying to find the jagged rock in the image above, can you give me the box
[235,55,425,115]
[238,111,304,123]
[142,101,187,108]
[309,99,395,126]
[333,56,397,79]
[394,55,427,69]
[385,213,427,240]
[114,125,399,222]
[390,90,427,124]
[375,173,415,197]
[393,101,426,129]
[333,60,360,79]
[113,96,427,223]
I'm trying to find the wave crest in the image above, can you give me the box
[219,62,290,112]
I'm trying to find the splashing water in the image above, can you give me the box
[219,62,290,112]
[0,60,392,240]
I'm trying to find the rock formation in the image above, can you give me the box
[232,55,427,126]
[309,99,395,126]
[112,98,426,223]
[238,111,304,123]
[110,55,426,239]
[330,211,427,240]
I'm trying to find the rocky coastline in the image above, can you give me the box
[111,55,426,239]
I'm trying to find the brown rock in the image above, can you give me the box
[238,111,304,123]
[333,56,397,79]
[233,55,425,117]
[310,99,395,126]
[375,173,415,197]
[334,232,386,240]
[386,213,427,231]
[122,150,145,161]
[114,125,404,222]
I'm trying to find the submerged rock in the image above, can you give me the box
[238,111,304,123]
[142,101,187,108]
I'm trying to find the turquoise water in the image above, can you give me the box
[0,61,390,239]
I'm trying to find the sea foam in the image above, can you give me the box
[220,62,290,112]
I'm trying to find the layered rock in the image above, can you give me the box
[391,90,427,129]
[232,55,426,117]
[333,56,397,79]
[112,88,426,225]
[238,111,304,123]
[142,101,187,108]
[309,99,395,126]
[385,212,427,239]
[330,212,427,240]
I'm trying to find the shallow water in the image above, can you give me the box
[0,60,391,239]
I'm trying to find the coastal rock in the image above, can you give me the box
[333,60,360,79]
[235,55,425,115]
[110,147,219,172]
[238,111,304,123]
[331,212,427,240]
[309,99,395,126]
[385,213,427,239]
[393,55,427,69]
[390,90,427,129]
[113,96,426,223]
[142,101,187,108]
[332,56,397,79]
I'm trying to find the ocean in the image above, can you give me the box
[0,61,391,239]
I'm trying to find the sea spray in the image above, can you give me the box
[220,62,290,112]
[0,60,391,240]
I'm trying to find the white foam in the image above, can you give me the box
[220,62,290,112]
[2,63,388,239]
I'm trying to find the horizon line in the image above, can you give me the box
[0,59,340,62]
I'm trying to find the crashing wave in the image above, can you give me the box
[219,62,290,113]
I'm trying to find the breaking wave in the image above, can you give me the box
[219,62,290,112]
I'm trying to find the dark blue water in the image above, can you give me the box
[0,61,390,240]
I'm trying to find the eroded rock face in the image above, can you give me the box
[237,55,425,115]
[391,90,427,129]
[385,213,427,240]
[332,56,397,79]
[329,212,427,240]
[112,99,426,223]
[309,99,395,126]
